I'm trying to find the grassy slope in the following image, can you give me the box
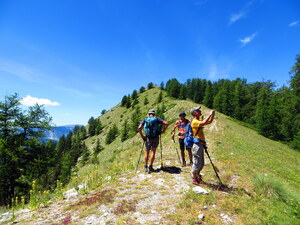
[59,87,300,224]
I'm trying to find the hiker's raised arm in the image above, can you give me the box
[200,110,215,126]
[206,110,215,124]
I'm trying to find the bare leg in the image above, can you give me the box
[149,148,156,165]
[144,150,150,166]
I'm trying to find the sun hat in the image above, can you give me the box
[179,111,186,116]
[148,109,155,115]
[190,106,201,116]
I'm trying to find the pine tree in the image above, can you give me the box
[88,117,97,136]
[126,94,131,108]
[157,91,163,103]
[165,78,181,98]
[131,90,138,100]
[121,95,128,107]
[105,124,119,145]
[179,85,186,100]
[139,86,146,93]
[121,120,129,142]
[0,94,52,205]
[131,98,139,108]
[203,80,213,108]
[232,79,247,121]
[290,54,300,140]
[130,107,141,136]
[80,143,90,165]
[147,82,154,89]
[95,119,103,135]
[144,96,149,105]
[255,82,275,138]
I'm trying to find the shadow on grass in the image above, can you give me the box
[201,181,253,197]
[156,166,182,174]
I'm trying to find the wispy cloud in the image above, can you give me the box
[230,12,246,24]
[0,60,44,83]
[21,95,60,106]
[55,86,93,98]
[288,20,299,27]
[208,62,218,80]
[207,62,230,80]
[229,0,256,25]
[239,32,257,47]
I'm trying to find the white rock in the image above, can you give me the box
[78,183,87,189]
[220,213,235,223]
[192,186,210,194]
[63,188,78,200]
[198,213,204,219]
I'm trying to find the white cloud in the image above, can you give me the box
[288,21,299,27]
[229,0,256,25]
[230,12,245,24]
[239,32,257,47]
[21,95,60,106]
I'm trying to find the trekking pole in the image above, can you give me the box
[172,137,181,164]
[159,134,163,168]
[135,141,145,173]
[204,145,223,185]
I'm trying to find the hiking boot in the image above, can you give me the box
[148,165,155,173]
[197,175,203,183]
[192,178,202,186]
[144,165,148,173]
[182,160,186,167]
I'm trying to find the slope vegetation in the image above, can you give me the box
[2,87,299,224]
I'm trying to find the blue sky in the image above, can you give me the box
[0,0,299,126]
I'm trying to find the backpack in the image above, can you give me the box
[183,122,194,147]
[143,117,159,138]
[184,120,203,147]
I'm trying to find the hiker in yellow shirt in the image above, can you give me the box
[190,106,215,186]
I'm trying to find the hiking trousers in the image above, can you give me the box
[191,142,205,173]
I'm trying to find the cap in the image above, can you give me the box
[190,106,201,116]
[148,109,155,115]
[179,111,186,116]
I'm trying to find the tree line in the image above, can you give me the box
[0,95,105,206]
[165,55,300,150]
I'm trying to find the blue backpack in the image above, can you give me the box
[184,121,203,147]
[184,122,194,148]
[143,117,159,138]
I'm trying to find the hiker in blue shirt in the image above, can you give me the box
[138,109,168,173]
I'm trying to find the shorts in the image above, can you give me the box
[179,138,191,151]
[145,136,159,150]
[191,142,205,173]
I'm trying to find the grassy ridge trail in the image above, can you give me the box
[1,87,299,224]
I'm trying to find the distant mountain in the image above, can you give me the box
[42,125,82,142]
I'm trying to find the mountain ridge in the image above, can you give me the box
[42,125,83,141]
[1,86,299,224]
